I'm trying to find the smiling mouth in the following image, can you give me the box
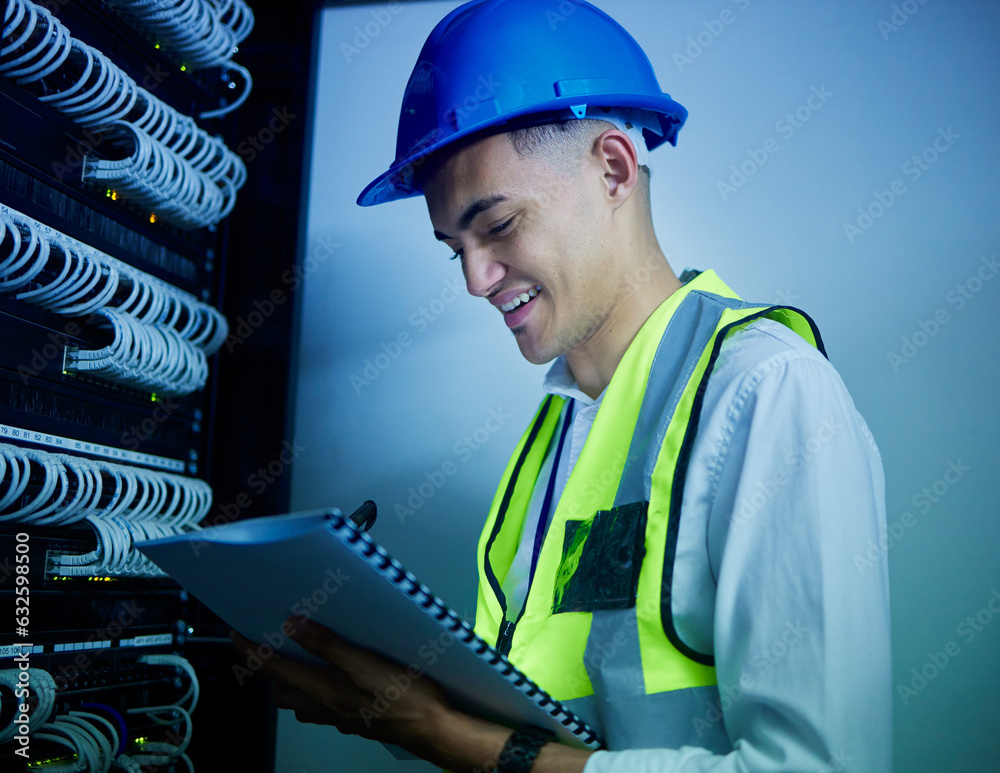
[500,286,540,313]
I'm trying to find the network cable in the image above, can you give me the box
[0,207,229,395]
[1,0,248,229]
[0,442,211,576]
[101,0,255,119]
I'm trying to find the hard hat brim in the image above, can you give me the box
[357,94,687,208]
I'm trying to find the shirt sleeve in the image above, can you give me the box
[583,322,892,772]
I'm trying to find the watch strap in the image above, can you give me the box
[497,725,557,773]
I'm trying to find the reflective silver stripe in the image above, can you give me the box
[569,290,758,748]
[616,290,757,506]
[565,685,732,752]
[583,608,644,736]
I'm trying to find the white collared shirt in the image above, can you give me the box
[502,318,892,772]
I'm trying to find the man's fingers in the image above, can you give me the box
[286,615,399,674]
[283,615,352,661]
[229,628,343,698]
[271,660,373,734]
[229,629,285,677]
[274,681,336,714]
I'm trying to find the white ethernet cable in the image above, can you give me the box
[0,669,108,770]
[0,206,230,357]
[0,442,211,576]
[0,0,72,84]
[0,207,231,399]
[1,0,247,228]
[127,654,198,766]
[35,715,104,772]
[0,667,57,742]
[65,307,210,396]
[61,712,115,773]
[81,120,236,230]
[104,0,254,66]
[101,0,255,120]
[138,654,199,713]
[0,209,48,292]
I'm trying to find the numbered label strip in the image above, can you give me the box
[0,422,185,472]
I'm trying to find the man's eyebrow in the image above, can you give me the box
[433,195,509,241]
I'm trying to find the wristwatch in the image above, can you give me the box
[497,725,557,773]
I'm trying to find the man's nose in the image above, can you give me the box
[462,246,506,298]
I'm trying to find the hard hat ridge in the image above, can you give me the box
[357,0,687,207]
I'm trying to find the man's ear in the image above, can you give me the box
[596,129,640,207]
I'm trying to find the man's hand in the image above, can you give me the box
[230,616,593,772]
[230,615,451,748]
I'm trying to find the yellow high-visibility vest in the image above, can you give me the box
[474,270,824,748]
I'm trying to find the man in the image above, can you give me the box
[233,1,892,771]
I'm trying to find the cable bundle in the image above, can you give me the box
[1,208,227,395]
[0,667,56,742]
[101,0,255,119]
[0,442,209,576]
[0,666,126,772]
[0,663,194,773]
[0,208,228,355]
[127,654,197,769]
[66,307,209,396]
[82,121,236,231]
[1,0,247,228]
[0,205,48,292]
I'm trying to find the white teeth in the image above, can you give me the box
[500,286,541,313]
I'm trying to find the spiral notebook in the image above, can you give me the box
[137,508,603,751]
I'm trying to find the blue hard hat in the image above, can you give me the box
[357,0,688,207]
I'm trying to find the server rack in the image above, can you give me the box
[0,1,319,769]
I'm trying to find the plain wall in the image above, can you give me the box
[280,2,1000,770]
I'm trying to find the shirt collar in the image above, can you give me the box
[539,269,733,410]
[542,356,605,408]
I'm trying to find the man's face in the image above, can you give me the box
[424,132,621,365]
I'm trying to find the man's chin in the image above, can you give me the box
[512,330,559,366]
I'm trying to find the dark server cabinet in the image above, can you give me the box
[0,1,318,769]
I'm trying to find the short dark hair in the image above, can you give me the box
[416,118,650,197]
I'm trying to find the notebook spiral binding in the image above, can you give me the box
[326,510,604,749]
